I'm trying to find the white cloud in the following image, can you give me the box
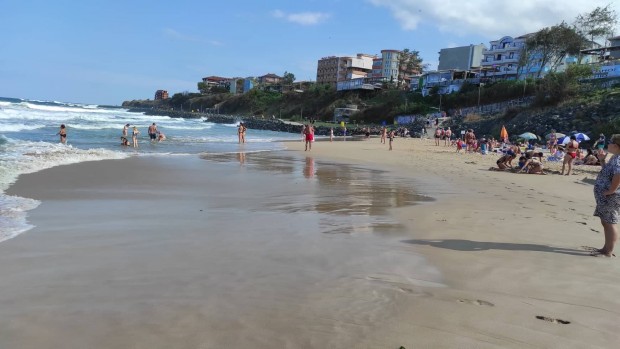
[162,28,222,46]
[271,9,330,25]
[367,0,620,39]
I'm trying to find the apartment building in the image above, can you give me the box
[316,54,374,88]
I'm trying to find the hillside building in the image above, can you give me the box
[257,73,282,85]
[438,44,486,71]
[154,90,169,100]
[316,54,374,88]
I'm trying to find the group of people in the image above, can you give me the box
[480,128,619,257]
[121,123,166,148]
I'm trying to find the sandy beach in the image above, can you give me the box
[2,136,619,348]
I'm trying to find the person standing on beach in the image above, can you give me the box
[123,124,130,138]
[561,135,579,176]
[300,124,306,142]
[148,123,158,142]
[444,127,452,146]
[434,127,441,146]
[380,126,387,144]
[592,134,620,257]
[388,130,394,151]
[132,126,140,148]
[329,127,334,142]
[238,122,247,144]
[57,124,67,144]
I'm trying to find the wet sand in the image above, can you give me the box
[2,138,620,348]
[2,153,440,348]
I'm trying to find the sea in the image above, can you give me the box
[0,96,300,242]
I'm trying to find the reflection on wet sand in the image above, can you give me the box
[201,151,433,235]
[304,157,314,178]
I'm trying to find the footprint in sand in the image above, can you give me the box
[535,315,570,324]
[577,222,587,225]
[590,228,598,233]
[457,299,494,307]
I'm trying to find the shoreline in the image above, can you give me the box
[2,138,620,347]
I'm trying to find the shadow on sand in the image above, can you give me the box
[402,239,589,256]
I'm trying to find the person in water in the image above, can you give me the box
[132,126,140,148]
[57,124,67,144]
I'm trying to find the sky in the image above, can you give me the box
[1,0,618,105]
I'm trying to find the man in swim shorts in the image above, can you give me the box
[148,123,158,142]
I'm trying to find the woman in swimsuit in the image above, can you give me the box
[57,124,67,144]
[561,135,579,175]
[132,126,140,148]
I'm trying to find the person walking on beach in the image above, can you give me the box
[380,126,387,144]
[444,127,452,146]
[123,123,130,138]
[329,127,334,142]
[57,124,67,144]
[592,134,620,257]
[304,124,314,151]
[388,130,394,151]
[561,135,579,176]
[132,126,140,148]
[148,123,158,142]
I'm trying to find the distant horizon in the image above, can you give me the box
[1,1,617,105]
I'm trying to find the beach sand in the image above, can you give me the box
[1,137,619,348]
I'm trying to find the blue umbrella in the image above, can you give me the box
[557,136,571,145]
[518,132,538,140]
[573,133,590,142]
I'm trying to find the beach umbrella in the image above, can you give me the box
[573,133,590,142]
[518,132,538,140]
[499,125,508,140]
[545,132,565,140]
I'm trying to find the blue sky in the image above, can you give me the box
[1,0,618,105]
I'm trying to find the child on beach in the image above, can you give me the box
[456,138,463,152]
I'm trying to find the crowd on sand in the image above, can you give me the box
[428,125,619,258]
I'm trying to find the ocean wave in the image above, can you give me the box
[0,140,129,193]
[22,102,122,114]
[0,123,47,132]
[159,124,213,130]
[0,194,41,243]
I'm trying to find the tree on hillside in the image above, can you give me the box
[198,81,209,94]
[573,5,618,46]
[397,49,425,88]
[519,22,586,78]
[282,71,295,85]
